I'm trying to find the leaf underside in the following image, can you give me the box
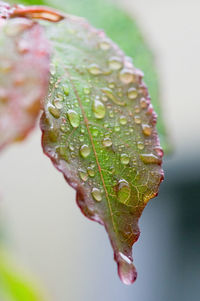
[40,17,164,284]
[0,7,50,150]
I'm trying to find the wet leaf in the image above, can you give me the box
[41,17,164,284]
[0,9,50,150]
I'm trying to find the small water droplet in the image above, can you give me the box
[137,142,144,150]
[117,179,131,204]
[54,98,63,109]
[102,88,126,106]
[63,85,69,96]
[114,125,120,132]
[91,127,99,137]
[140,97,147,109]
[48,106,60,119]
[88,64,102,75]
[91,188,102,202]
[99,40,111,50]
[117,252,137,285]
[120,154,130,165]
[87,167,95,177]
[119,68,134,84]
[69,143,74,151]
[134,115,141,124]
[92,99,106,119]
[108,56,123,70]
[128,87,138,99]
[142,124,152,136]
[67,110,80,128]
[140,153,162,164]
[79,135,84,142]
[83,87,91,95]
[103,137,112,147]
[79,169,88,181]
[80,144,91,158]
[119,116,127,125]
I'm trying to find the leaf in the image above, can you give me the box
[40,17,164,284]
[0,247,46,301]
[0,7,50,150]
[8,0,169,151]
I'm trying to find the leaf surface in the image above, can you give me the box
[0,8,50,150]
[41,17,164,284]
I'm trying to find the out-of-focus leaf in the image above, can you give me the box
[0,247,46,301]
[0,7,50,150]
[40,17,164,284]
[9,0,169,151]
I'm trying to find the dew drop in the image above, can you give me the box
[69,143,74,151]
[63,85,69,96]
[83,87,91,95]
[79,169,88,181]
[134,115,141,124]
[80,144,91,158]
[67,110,80,128]
[92,99,106,119]
[48,106,60,119]
[87,167,95,177]
[140,153,162,164]
[117,252,137,285]
[91,127,99,137]
[128,87,138,99]
[137,141,144,150]
[54,98,63,109]
[108,56,123,70]
[99,40,111,50]
[119,68,134,84]
[102,88,126,106]
[140,97,147,109]
[114,125,120,132]
[91,188,102,202]
[103,137,112,147]
[120,154,129,165]
[119,116,127,125]
[117,179,131,204]
[142,124,152,136]
[88,64,102,75]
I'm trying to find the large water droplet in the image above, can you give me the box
[142,124,152,136]
[80,144,91,158]
[88,64,102,75]
[48,106,60,119]
[140,153,162,164]
[67,110,80,128]
[128,87,138,99]
[120,154,130,165]
[103,137,112,147]
[91,188,102,202]
[119,68,134,84]
[92,99,106,119]
[108,56,123,70]
[117,179,131,204]
[117,252,137,285]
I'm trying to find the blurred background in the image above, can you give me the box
[1,0,200,300]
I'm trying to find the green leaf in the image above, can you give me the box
[0,247,46,301]
[8,0,168,151]
[0,8,50,150]
[40,17,164,284]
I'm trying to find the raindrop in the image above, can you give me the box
[92,98,106,119]
[142,124,152,136]
[102,88,126,106]
[48,106,60,119]
[54,98,63,109]
[117,252,137,285]
[99,40,111,50]
[127,87,138,99]
[91,127,99,137]
[140,153,162,164]
[87,167,95,177]
[67,109,80,128]
[108,56,123,70]
[119,68,134,84]
[140,97,147,109]
[137,142,144,150]
[103,137,112,147]
[91,188,102,202]
[63,85,69,96]
[119,116,127,125]
[80,144,91,158]
[134,115,141,124]
[83,87,91,95]
[120,154,130,165]
[88,64,102,75]
[117,179,131,204]
[79,169,88,182]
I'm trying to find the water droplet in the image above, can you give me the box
[67,110,80,128]
[69,143,74,151]
[88,64,102,75]
[54,98,63,109]
[63,85,69,96]
[119,116,127,125]
[128,87,138,99]
[140,97,147,109]
[103,137,112,147]
[109,111,114,118]
[99,40,111,50]
[119,68,134,84]
[117,252,137,285]
[79,169,88,181]
[102,88,126,106]
[137,142,144,150]
[80,144,91,158]
[48,106,60,119]
[79,135,84,142]
[134,115,141,124]
[117,179,131,204]
[120,154,130,165]
[140,153,162,164]
[87,167,95,177]
[114,125,120,132]
[91,188,102,202]
[92,99,106,119]
[91,127,99,137]
[83,87,91,94]
[142,124,152,136]
[154,147,164,157]
[108,56,123,70]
